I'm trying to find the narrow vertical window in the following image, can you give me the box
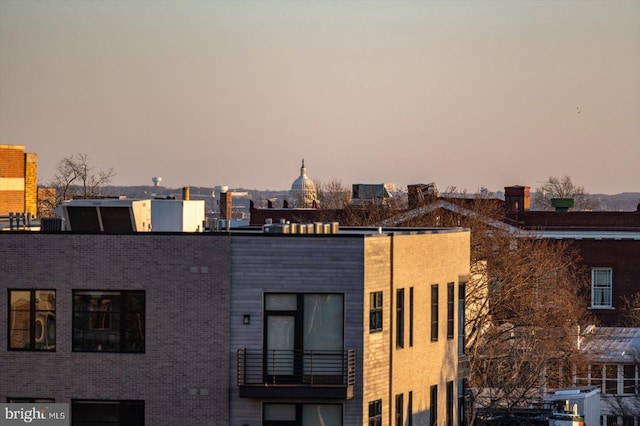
[591,267,612,308]
[396,289,405,349]
[431,285,439,342]
[8,290,56,351]
[590,364,602,389]
[370,292,383,333]
[447,283,454,339]
[446,381,454,426]
[408,391,413,426]
[458,283,466,355]
[368,400,382,426]
[430,385,438,426]
[395,393,404,426]
[409,287,414,347]
[623,365,636,394]
[605,364,618,395]
[458,379,466,426]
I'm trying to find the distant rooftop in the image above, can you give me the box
[580,326,640,362]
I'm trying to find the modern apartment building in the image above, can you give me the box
[230,224,470,425]
[1,224,470,425]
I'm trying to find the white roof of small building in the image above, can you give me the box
[580,326,640,362]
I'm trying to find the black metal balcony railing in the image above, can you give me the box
[237,348,355,400]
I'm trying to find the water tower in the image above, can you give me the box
[152,176,162,188]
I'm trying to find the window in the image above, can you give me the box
[458,379,467,426]
[623,365,636,394]
[458,283,466,356]
[72,400,144,425]
[430,385,438,426]
[408,391,413,426]
[8,290,55,351]
[264,293,344,382]
[447,283,454,339]
[73,291,145,353]
[605,364,618,395]
[395,393,403,426]
[591,268,612,308]
[368,400,382,426]
[263,403,342,426]
[446,381,454,426]
[409,287,414,347]
[431,285,439,342]
[590,364,602,388]
[396,289,404,349]
[7,398,54,403]
[370,292,383,333]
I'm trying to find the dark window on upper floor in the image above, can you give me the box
[370,291,383,333]
[409,287,414,347]
[73,290,145,353]
[431,285,439,342]
[8,289,56,351]
[396,289,405,349]
[458,283,466,356]
[447,283,455,340]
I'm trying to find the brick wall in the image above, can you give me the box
[0,233,231,425]
[0,145,25,177]
[0,145,26,215]
[25,153,37,216]
[361,231,470,426]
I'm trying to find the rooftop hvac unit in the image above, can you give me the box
[40,217,64,232]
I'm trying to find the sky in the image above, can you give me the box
[1,0,639,194]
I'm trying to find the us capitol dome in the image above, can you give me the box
[289,159,318,208]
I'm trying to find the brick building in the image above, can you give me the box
[1,224,470,425]
[0,144,38,217]
[1,233,231,425]
[503,186,640,326]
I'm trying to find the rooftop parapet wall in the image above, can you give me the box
[509,210,640,231]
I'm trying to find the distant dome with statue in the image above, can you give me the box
[289,159,318,208]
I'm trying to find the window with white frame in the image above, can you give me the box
[591,268,612,308]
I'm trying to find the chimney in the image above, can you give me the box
[220,191,232,221]
[504,185,530,213]
[182,187,190,201]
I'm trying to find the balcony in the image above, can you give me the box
[237,348,356,400]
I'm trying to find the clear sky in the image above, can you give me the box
[1,0,638,194]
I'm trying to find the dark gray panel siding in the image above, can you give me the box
[229,234,367,425]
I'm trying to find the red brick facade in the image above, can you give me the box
[0,145,38,216]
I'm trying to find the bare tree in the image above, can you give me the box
[315,179,351,209]
[46,153,116,208]
[341,194,591,424]
[533,175,599,211]
[620,292,640,327]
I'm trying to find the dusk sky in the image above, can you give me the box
[1,0,638,194]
